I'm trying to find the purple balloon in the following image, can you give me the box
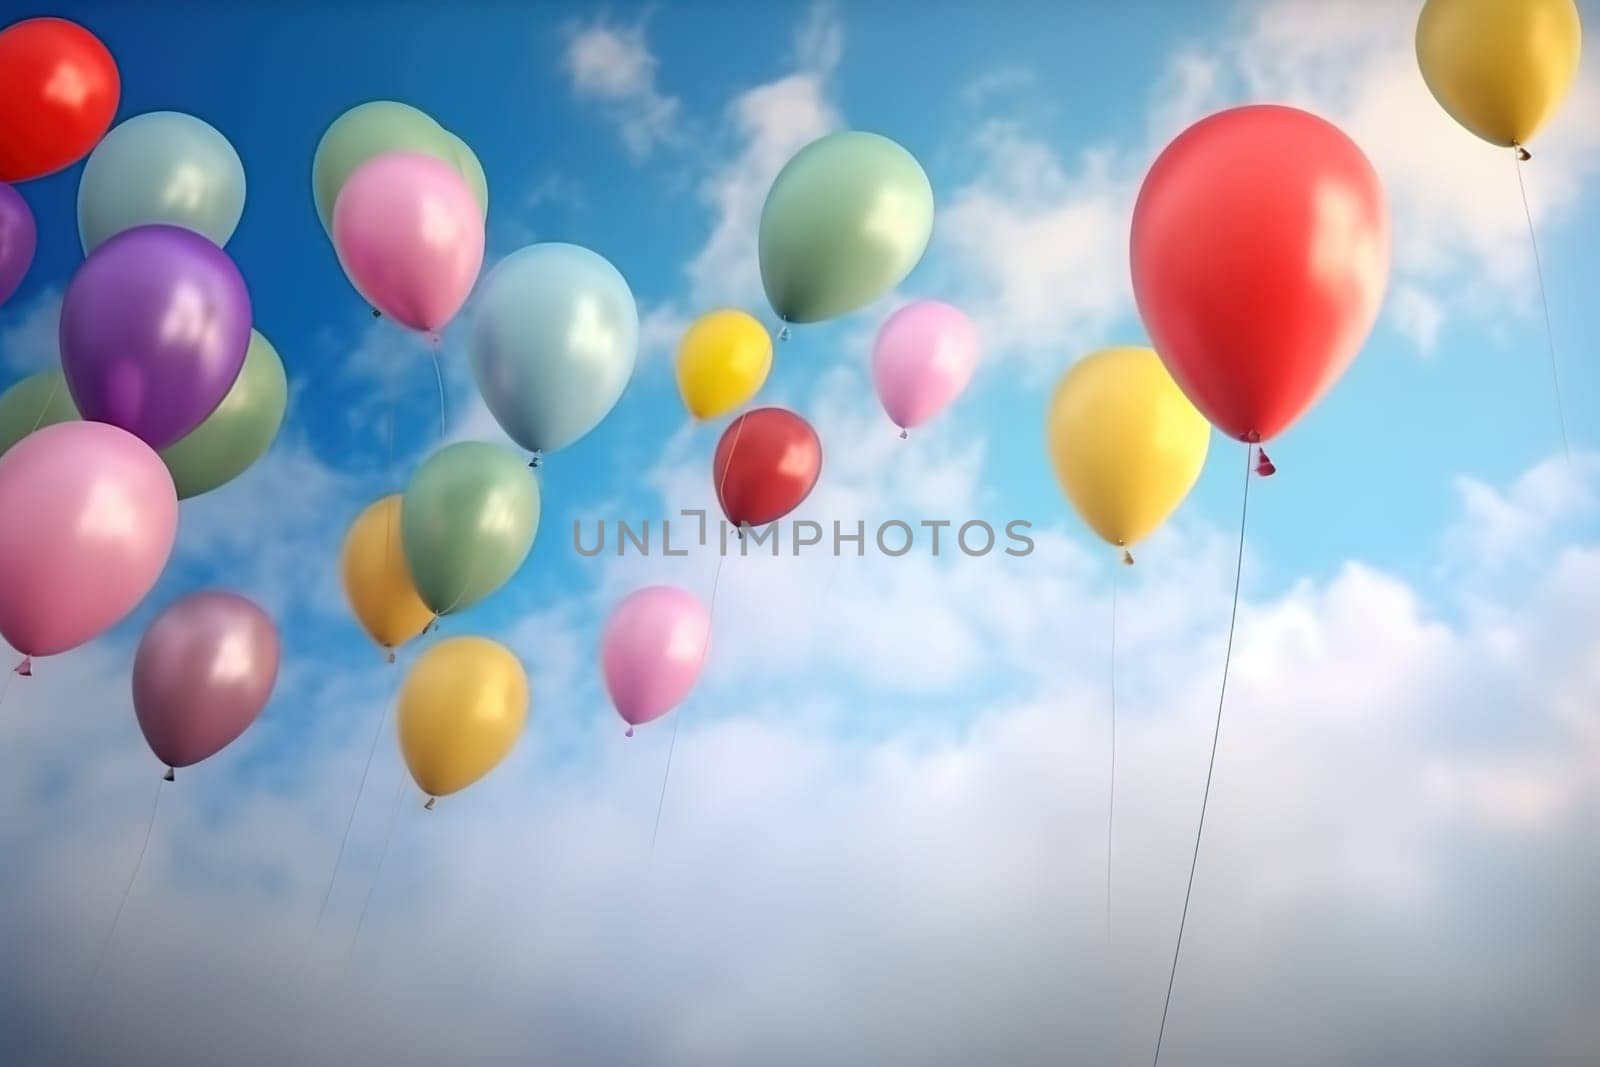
[133,590,279,773]
[60,223,251,448]
[0,183,34,306]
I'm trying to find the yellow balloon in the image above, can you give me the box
[397,636,528,800]
[341,495,433,656]
[675,309,773,420]
[1045,347,1210,555]
[1417,0,1582,148]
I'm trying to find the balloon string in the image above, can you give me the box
[1107,567,1118,936]
[1513,150,1573,464]
[343,773,408,975]
[649,551,730,857]
[313,691,396,931]
[429,340,447,442]
[383,385,398,575]
[26,376,62,436]
[1151,442,1252,1067]
[74,776,164,1023]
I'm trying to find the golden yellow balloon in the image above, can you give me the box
[1045,347,1210,557]
[1417,0,1582,148]
[397,636,528,801]
[341,495,434,656]
[675,309,773,420]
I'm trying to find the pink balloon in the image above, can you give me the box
[331,150,484,333]
[601,585,711,735]
[871,300,980,434]
[0,421,177,665]
[133,591,279,772]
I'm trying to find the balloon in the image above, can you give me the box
[397,636,527,801]
[871,300,980,434]
[601,586,711,736]
[713,407,822,528]
[444,129,489,224]
[332,151,484,333]
[341,494,433,656]
[132,591,279,772]
[468,243,638,453]
[675,309,772,420]
[402,441,540,615]
[0,422,177,663]
[0,369,76,456]
[1416,0,1582,149]
[759,131,934,325]
[158,329,286,499]
[0,18,119,183]
[1045,347,1210,555]
[312,101,487,234]
[77,111,247,254]
[0,183,35,305]
[1130,105,1389,444]
[60,224,252,449]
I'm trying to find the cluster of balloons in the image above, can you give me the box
[0,17,281,777]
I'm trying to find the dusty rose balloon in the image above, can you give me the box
[601,585,711,736]
[133,590,279,772]
[331,150,484,333]
[0,421,177,668]
[870,300,980,435]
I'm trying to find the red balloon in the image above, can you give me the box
[713,407,822,528]
[1130,104,1389,444]
[0,18,120,183]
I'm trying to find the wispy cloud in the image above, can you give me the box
[562,17,682,160]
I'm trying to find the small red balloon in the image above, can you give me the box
[713,407,822,528]
[1130,104,1389,444]
[0,18,120,183]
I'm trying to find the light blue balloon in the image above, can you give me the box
[78,111,246,253]
[468,243,638,454]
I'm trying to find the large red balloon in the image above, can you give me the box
[713,407,822,528]
[0,18,120,183]
[1130,105,1389,444]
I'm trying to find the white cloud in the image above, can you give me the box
[563,18,682,160]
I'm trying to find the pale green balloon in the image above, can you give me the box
[0,369,78,456]
[159,329,288,499]
[758,130,935,325]
[311,101,488,233]
[445,129,490,226]
[402,442,540,615]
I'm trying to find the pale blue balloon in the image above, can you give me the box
[468,243,638,454]
[78,111,246,254]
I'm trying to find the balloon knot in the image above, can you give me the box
[371,307,382,319]
[13,656,30,677]
[163,767,175,783]
[1122,548,1135,566]
[1254,447,1276,478]
[625,726,635,738]
[898,428,908,440]
[428,332,441,347]
[528,451,542,469]
[386,649,396,664]
[424,796,436,811]
[777,324,791,342]
[1516,145,1532,162]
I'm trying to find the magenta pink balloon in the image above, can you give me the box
[870,299,980,433]
[331,150,484,333]
[133,590,279,771]
[0,421,177,662]
[601,585,711,734]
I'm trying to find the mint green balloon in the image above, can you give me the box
[445,130,490,227]
[402,442,540,615]
[158,329,287,499]
[312,101,487,233]
[759,131,934,325]
[0,369,78,456]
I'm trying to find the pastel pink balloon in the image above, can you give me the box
[871,299,980,433]
[134,590,279,772]
[331,150,484,333]
[0,421,177,661]
[601,585,711,734]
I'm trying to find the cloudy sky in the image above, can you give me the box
[2,1,1598,1064]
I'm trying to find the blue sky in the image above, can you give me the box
[2,2,1599,1064]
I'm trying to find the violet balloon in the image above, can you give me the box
[332,150,483,333]
[60,223,251,449]
[0,182,34,306]
[870,300,980,435]
[0,422,177,669]
[133,591,279,772]
[601,585,711,736]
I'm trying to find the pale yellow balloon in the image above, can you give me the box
[341,495,433,656]
[397,636,528,800]
[1045,347,1210,553]
[675,309,773,420]
[1417,0,1582,148]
